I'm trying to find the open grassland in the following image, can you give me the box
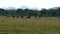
[0,16,60,34]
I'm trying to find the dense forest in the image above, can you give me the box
[0,7,60,18]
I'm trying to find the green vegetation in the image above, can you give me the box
[0,7,60,34]
[0,17,60,34]
[0,7,60,18]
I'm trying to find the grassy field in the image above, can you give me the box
[0,16,60,34]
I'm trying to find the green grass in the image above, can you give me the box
[0,16,60,34]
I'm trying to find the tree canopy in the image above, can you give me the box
[0,7,60,18]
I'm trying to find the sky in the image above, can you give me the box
[0,0,60,9]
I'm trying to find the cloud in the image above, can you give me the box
[0,0,60,9]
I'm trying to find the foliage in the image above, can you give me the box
[0,7,60,18]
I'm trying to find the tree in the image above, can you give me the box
[0,8,5,16]
[16,9,24,18]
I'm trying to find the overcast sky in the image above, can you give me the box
[0,0,60,9]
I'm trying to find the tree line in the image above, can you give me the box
[0,7,60,18]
